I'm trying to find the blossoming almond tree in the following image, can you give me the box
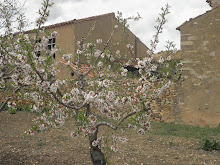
[0,1,182,164]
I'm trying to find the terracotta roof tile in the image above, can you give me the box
[59,59,94,77]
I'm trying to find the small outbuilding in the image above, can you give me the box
[174,0,220,127]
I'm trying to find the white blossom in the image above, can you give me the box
[121,68,128,76]
[96,39,102,44]
[97,61,103,68]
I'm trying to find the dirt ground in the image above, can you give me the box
[0,111,219,165]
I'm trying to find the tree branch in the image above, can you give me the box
[0,87,20,112]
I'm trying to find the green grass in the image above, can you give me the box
[149,122,220,139]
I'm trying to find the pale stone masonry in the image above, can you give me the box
[173,2,220,127]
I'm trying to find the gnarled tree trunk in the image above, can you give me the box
[90,142,106,165]
[89,131,106,165]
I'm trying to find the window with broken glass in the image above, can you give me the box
[48,37,56,59]
[35,38,41,57]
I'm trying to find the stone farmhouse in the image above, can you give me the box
[24,3,220,127]
[172,0,220,127]
[27,12,149,79]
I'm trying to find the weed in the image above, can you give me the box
[9,108,17,114]
[168,141,176,147]
[200,138,220,151]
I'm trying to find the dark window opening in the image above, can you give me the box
[35,38,41,57]
[52,38,56,44]
[36,51,41,57]
[37,38,41,43]
[48,37,56,59]
[48,45,52,50]
[48,38,52,44]
[48,38,56,50]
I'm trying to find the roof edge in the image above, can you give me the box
[176,6,220,31]
[45,12,115,29]
[23,12,115,34]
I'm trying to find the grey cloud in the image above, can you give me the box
[49,4,64,20]
[52,0,86,4]
[20,0,211,52]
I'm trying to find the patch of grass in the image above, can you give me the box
[36,138,46,147]
[5,141,17,145]
[57,135,71,142]
[149,122,220,139]
[168,141,176,147]
[9,108,17,114]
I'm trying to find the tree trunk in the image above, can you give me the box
[86,103,106,165]
[90,141,106,165]
[0,97,10,112]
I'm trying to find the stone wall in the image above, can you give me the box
[174,7,220,127]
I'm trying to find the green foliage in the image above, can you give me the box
[128,115,137,125]
[1,102,31,114]
[157,60,181,81]
[8,104,31,114]
[9,108,17,114]
[24,124,40,135]
[43,106,51,113]
[200,138,220,151]
[126,114,143,128]
[75,112,89,126]
[31,29,38,33]
[32,125,39,131]
[17,104,31,112]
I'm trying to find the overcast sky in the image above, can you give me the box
[19,0,211,52]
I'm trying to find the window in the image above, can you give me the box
[48,37,56,59]
[35,38,41,57]
[48,38,56,50]
[35,51,41,57]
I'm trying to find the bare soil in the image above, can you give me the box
[0,111,219,165]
